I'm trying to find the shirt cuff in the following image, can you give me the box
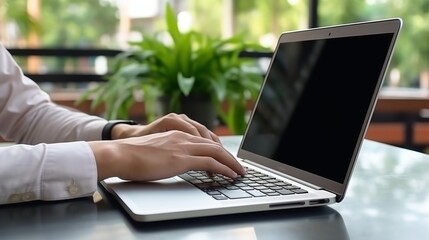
[42,141,98,201]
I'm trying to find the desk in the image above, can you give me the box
[0,136,428,240]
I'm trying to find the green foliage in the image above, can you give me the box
[0,0,41,38]
[188,0,308,45]
[0,0,118,47]
[40,0,118,47]
[79,3,266,134]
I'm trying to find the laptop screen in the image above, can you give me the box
[241,33,394,184]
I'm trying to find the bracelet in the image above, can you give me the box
[102,120,138,140]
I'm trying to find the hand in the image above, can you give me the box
[111,113,220,143]
[89,130,245,182]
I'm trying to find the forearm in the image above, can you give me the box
[11,102,107,144]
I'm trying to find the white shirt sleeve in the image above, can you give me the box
[0,43,107,204]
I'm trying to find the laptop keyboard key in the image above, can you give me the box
[212,195,228,200]
[277,189,295,195]
[247,190,267,197]
[219,189,252,199]
[205,189,220,194]
[266,192,281,196]
[292,189,309,194]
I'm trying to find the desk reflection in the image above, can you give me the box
[0,195,349,240]
[126,205,349,240]
[0,199,97,239]
[331,139,429,240]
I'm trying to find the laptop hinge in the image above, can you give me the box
[243,160,323,190]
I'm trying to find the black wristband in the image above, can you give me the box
[102,120,138,140]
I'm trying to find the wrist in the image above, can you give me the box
[102,120,137,140]
[89,141,119,180]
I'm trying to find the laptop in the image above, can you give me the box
[100,18,402,222]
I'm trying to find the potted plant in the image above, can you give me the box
[79,3,266,134]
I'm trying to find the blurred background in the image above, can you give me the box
[1,0,427,90]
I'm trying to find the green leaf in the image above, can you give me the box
[165,3,181,44]
[177,32,192,77]
[177,72,195,96]
[114,62,149,79]
[226,102,247,134]
[106,79,139,119]
[142,85,160,122]
[209,75,227,101]
[75,84,100,106]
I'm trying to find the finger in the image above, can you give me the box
[185,155,239,179]
[177,114,220,142]
[161,114,202,137]
[184,141,246,176]
[206,171,214,178]
[162,113,214,141]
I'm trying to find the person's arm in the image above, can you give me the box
[0,44,104,204]
[0,43,245,205]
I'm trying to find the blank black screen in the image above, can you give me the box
[242,33,393,183]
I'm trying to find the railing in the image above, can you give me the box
[7,48,122,83]
[8,48,273,82]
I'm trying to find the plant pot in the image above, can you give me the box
[156,95,218,130]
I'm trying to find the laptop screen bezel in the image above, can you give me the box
[237,18,402,202]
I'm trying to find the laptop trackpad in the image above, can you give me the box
[103,177,218,215]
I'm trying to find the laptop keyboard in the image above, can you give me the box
[179,167,308,200]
